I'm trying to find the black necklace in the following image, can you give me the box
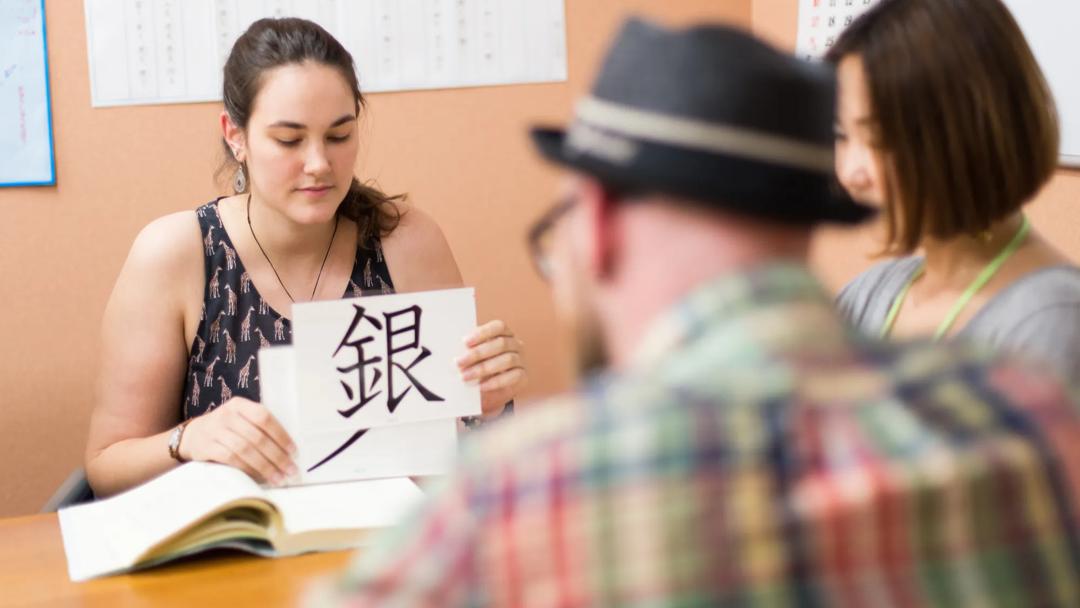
[246,193,339,303]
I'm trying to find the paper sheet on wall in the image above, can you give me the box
[0,0,55,186]
[84,0,567,108]
[795,0,1080,166]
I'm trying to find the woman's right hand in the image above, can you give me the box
[178,397,298,485]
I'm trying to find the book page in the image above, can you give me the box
[265,478,425,555]
[266,477,424,536]
[59,462,265,581]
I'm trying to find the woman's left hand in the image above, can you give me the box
[457,320,527,417]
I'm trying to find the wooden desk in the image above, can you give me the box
[0,513,352,607]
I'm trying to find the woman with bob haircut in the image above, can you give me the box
[831,0,1080,377]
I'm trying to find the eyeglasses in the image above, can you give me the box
[526,195,577,280]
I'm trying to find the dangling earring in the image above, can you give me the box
[233,163,247,193]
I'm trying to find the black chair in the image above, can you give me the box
[41,468,95,512]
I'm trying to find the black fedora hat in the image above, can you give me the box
[532,18,874,225]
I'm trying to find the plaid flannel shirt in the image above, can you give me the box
[312,263,1080,607]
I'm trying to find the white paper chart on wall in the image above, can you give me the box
[796,0,1080,167]
[84,0,567,108]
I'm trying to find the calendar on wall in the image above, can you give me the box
[795,0,879,60]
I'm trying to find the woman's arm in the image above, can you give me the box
[86,211,298,496]
[85,212,207,496]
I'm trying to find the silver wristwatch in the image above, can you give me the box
[168,420,191,462]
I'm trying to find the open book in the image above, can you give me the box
[58,462,424,582]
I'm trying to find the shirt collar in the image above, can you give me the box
[628,262,841,371]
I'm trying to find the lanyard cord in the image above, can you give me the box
[880,216,1031,341]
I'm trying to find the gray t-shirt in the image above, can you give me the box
[838,258,1080,381]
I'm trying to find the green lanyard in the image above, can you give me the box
[880,216,1031,341]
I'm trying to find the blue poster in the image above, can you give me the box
[0,0,55,187]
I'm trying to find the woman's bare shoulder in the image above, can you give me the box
[381,203,463,291]
[124,210,204,275]
[110,209,206,316]
[389,204,447,246]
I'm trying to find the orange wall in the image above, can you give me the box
[752,0,1080,291]
[0,1,752,517]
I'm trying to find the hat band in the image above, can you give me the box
[574,96,835,173]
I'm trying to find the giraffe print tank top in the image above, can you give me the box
[181,199,394,419]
